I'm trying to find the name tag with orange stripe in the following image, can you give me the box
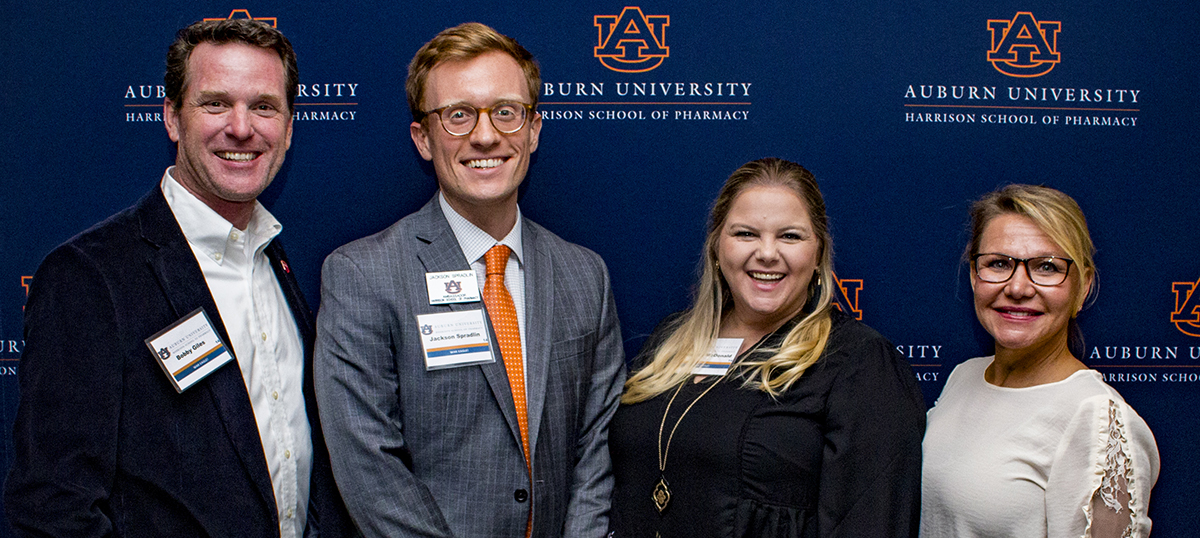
[691,338,743,376]
[144,308,234,393]
[416,310,496,370]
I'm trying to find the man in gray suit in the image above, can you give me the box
[314,23,625,538]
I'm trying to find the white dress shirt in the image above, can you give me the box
[439,192,527,371]
[162,169,311,538]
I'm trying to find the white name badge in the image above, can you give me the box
[416,310,496,370]
[691,338,744,376]
[144,308,235,393]
[425,270,481,305]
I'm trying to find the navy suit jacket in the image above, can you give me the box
[5,188,351,537]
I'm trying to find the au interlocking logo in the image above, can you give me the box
[1171,279,1200,337]
[204,9,277,27]
[832,273,863,320]
[987,12,1060,78]
[594,7,669,73]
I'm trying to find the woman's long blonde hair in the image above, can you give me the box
[622,158,836,403]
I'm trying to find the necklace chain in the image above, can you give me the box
[656,380,721,472]
[651,337,764,513]
[656,336,768,470]
[653,378,720,513]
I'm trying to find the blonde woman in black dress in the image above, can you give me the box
[608,158,925,538]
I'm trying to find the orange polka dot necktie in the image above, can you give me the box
[483,245,531,470]
[483,244,533,536]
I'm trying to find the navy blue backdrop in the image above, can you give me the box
[3,1,1197,533]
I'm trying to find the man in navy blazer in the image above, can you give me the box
[5,19,350,537]
[315,23,625,537]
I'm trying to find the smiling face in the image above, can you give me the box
[717,185,822,332]
[971,213,1091,358]
[164,41,292,226]
[410,50,542,230]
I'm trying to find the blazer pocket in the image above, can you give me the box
[545,331,596,423]
[548,330,596,363]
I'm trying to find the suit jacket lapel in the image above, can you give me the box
[522,221,551,457]
[265,238,321,439]
[412,198,524,449]
[135,189,277,514]
[266,240,314,353]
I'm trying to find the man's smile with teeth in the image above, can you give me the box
[217,151,258,162]
[749,271,783,281]
[466,158,505,169]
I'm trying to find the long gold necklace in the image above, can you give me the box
[653,335,764,514]
[653,377,721,513]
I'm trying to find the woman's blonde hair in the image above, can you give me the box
[622,158,835,403]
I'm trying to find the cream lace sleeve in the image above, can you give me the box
[1045,395,1160,538]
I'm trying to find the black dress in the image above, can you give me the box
[608,308,925,538]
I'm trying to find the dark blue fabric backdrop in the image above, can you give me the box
[2,1,1196,533]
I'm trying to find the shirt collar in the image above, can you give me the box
[161,167,282,265]
[438,191,523,267]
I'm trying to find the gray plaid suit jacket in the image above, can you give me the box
[315,196,625,538]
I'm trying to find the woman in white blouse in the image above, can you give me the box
[921,185,1159,538]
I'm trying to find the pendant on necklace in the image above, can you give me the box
[652,476,671,513]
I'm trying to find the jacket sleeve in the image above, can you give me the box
[5,245,123,537]
[314,249,456,538]
[560,257,626,538]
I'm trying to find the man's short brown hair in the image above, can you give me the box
[406,22,540,120]
[164,19,299,112]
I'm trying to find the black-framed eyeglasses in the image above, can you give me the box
[418,102,534,137]
[972,253,1075,286]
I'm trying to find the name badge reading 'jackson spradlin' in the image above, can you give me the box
[425,270,481,305]
[416,310,496,370]
[144,308,235,393]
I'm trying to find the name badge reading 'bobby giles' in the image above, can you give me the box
[416,310,497,370]
[425,270,481,304]
[144,308,235,393]
[691,338,744,376]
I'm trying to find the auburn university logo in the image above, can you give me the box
[832,273,863,320]
[444,280,463,295]
[204,9,277,27]
[987,12,1060,78]
[594,7,670,73]
[1171,279,1200,337]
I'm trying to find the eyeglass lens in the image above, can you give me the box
[975,254,1071,285]
[440,103,526,136]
